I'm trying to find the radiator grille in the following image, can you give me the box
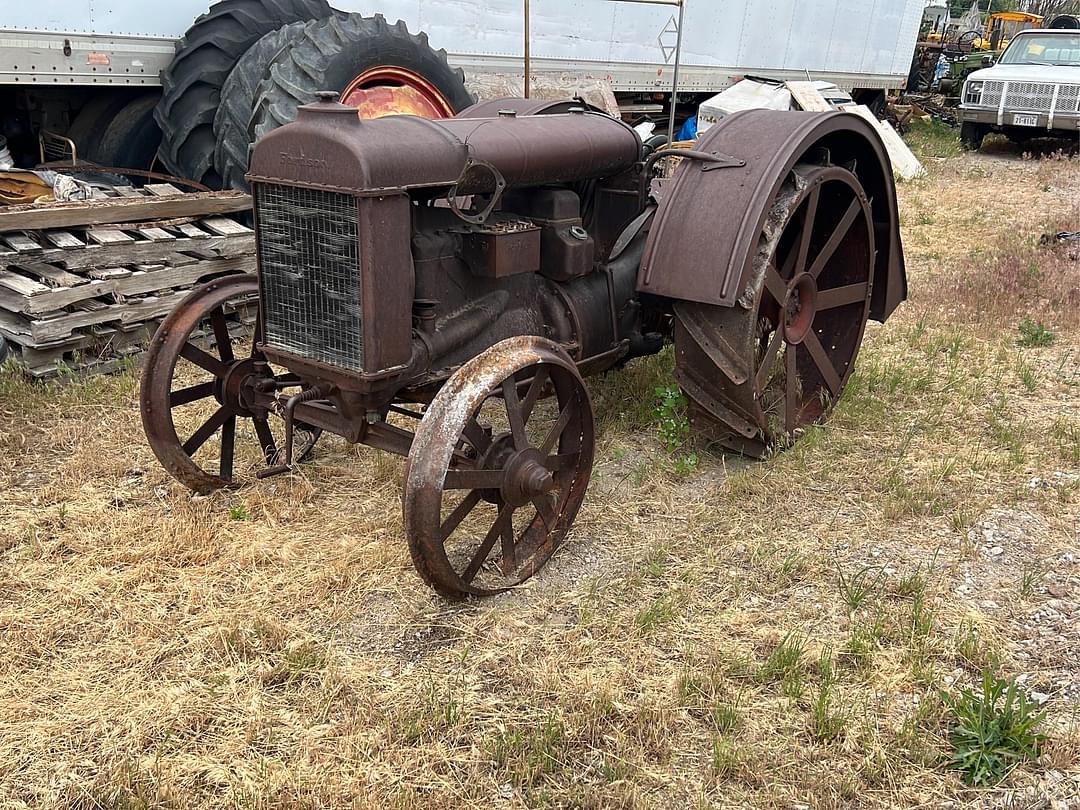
[982,81,1005,108]
[255,184,364,372]
[1058,85,1080,113]
[1006,81,1055,112]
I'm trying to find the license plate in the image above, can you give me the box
[1013,113,1039,127]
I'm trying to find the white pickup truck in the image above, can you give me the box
[959,28,1080,148]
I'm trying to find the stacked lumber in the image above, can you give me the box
[0,183,255,378]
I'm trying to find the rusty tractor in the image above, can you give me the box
[140,95,907,600]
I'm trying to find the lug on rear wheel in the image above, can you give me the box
[404,336,595,600]
[675,161,875,455]
[140,275,321,494]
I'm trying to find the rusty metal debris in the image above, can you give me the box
[141,95,907,599]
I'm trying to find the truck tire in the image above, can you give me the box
[154,0,333,188]
[89,93,162,172]
[961,122,987,150]
[249,14,473,149]
[67,93,135,161]
[213,21,309,191]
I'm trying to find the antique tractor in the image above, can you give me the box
[140,95,907,600]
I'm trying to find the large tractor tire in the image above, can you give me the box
[154,0,332,188]
[249,14,473,149]
[213,21,309,191]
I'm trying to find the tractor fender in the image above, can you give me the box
[637,109,906,323]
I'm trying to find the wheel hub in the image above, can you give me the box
[219,357,261,416]
[501,448,555,507]
[783,273,818,344]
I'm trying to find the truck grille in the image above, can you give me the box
[255,184,364,372]
[979,81,1080,115]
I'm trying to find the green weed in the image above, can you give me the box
[940,670,1046,786]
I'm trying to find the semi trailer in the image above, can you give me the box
[0,0,925,187]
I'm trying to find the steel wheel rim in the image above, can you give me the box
[140,276,320,494]
[753,165,875,439]
[405,337,595,600]
[339,66,456,119]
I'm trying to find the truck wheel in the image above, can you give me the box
[249,14,473,149]
[89,93,162,172]
[213,21,309,191]
[154,0,333,188]
[961,123,987,150]
[67,93,134,161]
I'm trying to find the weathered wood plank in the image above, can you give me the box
[28,290,195,342]
[144,183,185,196]
[200,216,252,236]
[31,233,254,271]
[13,257,254,316]
[134,227,176,242]
[16,262,88,289]
[2,233,43,253]
[0,191,251,233]
[42,230,86,249]
[85,228,136,245]
[176,223,211,238]
[0,270,51,296]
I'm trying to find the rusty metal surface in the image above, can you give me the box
[145,99,910,601]
[638,109,906,323]
[249,97,640,196]
[672,163,876,455]
[456,97,607,118]
[403,335,594,600]
[140,275,320,494]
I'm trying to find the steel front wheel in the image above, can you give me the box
[404,336,595,600]
[140,275,320,494]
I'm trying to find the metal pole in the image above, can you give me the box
[524,0,531,98]
[667,0,684,145]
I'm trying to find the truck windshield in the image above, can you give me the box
[999,33,1080,66]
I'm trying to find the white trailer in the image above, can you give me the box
[3,0,923,92]
[0,0,924,187]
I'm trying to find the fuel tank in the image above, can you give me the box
[247,96,641,194]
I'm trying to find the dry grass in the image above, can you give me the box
[1,141,1079,809]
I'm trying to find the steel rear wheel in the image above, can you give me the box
[675,161,875,455]
[140,275,320,494]
[404,336,595,600]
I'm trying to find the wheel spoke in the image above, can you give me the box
[462,418,492,454]
[543,452,578,473]
[210,308,234,363]
[253,417,277,464]
[532,495,557,531]
[817,282,869,311]
[802,330,843,396]
[520,367,549,424]
[220,415,236,480]
[502,378,529,452]
[785,345,798,434]
[764,263,788,304]
[182,406,231,456]
[179,342,229,378]
[462,504,513,583]
[540,403,574,456]
[807,198,862,279]
[794,185,821,276]
[756,325,785,390]
[443,468,505,490]
[169,381,215,407]
[440,489,483,542]
[500,518,517,575]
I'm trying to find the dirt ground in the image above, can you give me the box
[0,130,1078,809]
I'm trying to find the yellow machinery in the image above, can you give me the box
[974,11,1044,51]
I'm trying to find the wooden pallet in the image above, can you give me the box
[0,183,257,378]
